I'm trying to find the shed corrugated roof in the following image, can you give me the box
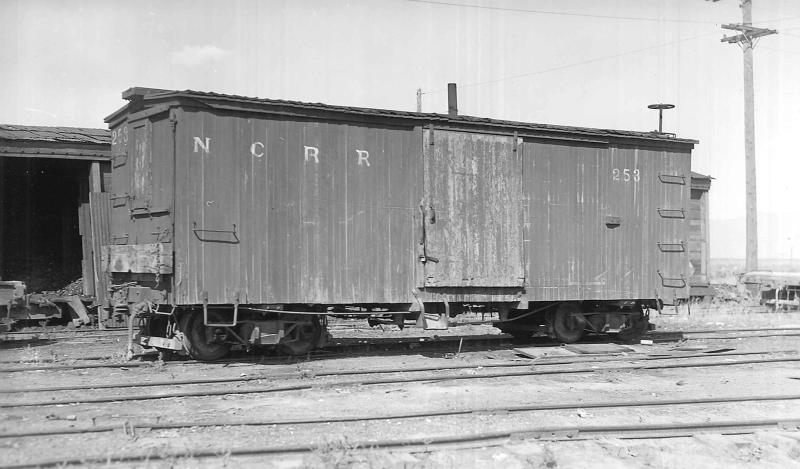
[121,88,697,145]
[0,124,110,144]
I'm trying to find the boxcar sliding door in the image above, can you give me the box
[421,129,524,288]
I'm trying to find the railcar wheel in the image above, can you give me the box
[179,312,232,361]
[551,303,585,343]
[279,315,323,356]
[616,311,650,344]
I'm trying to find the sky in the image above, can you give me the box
[2,0,800,260]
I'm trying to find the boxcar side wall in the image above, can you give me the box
[105,98,693,311]
[172,109,421,306]
[524,140,690,302]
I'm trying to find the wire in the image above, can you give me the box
[422,31,720,94]
[406,0,800,30]
[406,0,723,25]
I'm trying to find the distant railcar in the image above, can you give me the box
[102,88,694,359]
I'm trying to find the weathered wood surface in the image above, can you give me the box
[78,202,94,297]
[90,193,112,305]
[102,243,173,274]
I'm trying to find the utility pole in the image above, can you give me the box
[721,0,776,272]
[416,88,422,112]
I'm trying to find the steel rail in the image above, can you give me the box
[5,417,800,468]
[0,331,129,341]
[1,330,797,372]
[0,361,150,373]
[2,394,799,439]
[1,327,128,335]
[0,349,792,394]
[2,356,799,409]
[650,326,800,334]
[0,355,119,365]
[0,333,510,371]
[648,332,800,341]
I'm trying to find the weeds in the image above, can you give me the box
[306,436,366,468]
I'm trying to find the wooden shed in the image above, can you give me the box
[0,125,111,302]
[688,171,713,299]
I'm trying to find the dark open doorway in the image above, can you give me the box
[0,158,88,292]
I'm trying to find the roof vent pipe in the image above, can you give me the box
[447,83,458,116]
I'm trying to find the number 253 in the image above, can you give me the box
[612,168,640,182]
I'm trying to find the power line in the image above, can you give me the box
[407,0,800,28]
[406,0,722,25]
[422,31,719,94]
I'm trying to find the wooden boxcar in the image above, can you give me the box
[103,88,695,359]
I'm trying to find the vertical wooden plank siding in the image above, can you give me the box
[173,111,420,305]
[78,203,95,296]
[89,193,112,306]
[688,188,709,286]
[524,140,691,301]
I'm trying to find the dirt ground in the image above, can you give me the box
[1,302,800,468]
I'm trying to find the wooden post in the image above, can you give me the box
[742,0,758,271]
[720,0,776,271]
[89,161,102,193]
[24,159,32,282]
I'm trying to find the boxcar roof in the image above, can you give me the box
[0,124,111,161]
[0,124,109,144]
[108,88,698,147]
[691,171,713,191]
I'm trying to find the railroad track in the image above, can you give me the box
[4,396,799,468]
[2,325,800,369]
[2,353,799,409]
[1,326,798,372]
[0,329,129,342]
[0,348,794,392]
[646,327,800,342]
[3,394,799,440]
[4,328,799,468]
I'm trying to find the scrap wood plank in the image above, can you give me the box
[51,296,92,325]
[514,347,579,359]
[563,343,635,354]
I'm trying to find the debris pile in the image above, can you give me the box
[41,278,84,297]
